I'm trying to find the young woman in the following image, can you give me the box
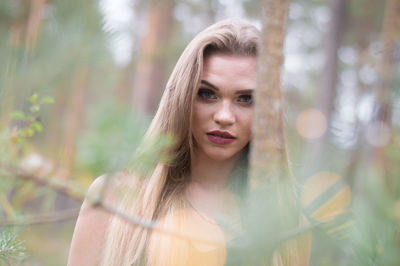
[68,19,310,266]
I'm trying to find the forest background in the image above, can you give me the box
[0,0,399,265]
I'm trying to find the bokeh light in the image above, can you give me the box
[296,108,327,139]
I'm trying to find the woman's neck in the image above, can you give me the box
[186,151,241,221]
[190,152,240,190]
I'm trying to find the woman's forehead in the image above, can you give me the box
[202,54,257,78]
[200,55,257,93]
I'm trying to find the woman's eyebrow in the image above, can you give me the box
[235,89,253,94]
[201,80,254,94]
[200,80,219,91]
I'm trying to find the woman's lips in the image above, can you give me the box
[206,131,236,145]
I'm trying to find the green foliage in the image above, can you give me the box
[350,176,400,266]
[0,0,124,264]
[128,133,174,176]
[0,230,26,265]
[0,94,53,263]
[0,0,398,265]
[76,100,175,178]
[76,101,150,177]
[0,0,116,114]
[1,94,53,165]
[225,179,303,265]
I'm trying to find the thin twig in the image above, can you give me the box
[0,208,80,226]
[4,167,225,246]
[5,166,324,246]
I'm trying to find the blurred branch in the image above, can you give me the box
[3,166,85,202]
[3,166,224,246]
[0,207,80,226]
[4,165,327,247]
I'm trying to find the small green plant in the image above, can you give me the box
[10,93,54,140]
[0,94,53,264]
[0,230,26,265]
[1,93,53,168]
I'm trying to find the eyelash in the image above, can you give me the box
[197,88,253,105]
[197,88,217,100]
[237,95,252,104]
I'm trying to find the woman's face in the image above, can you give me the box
[192,53,256,162]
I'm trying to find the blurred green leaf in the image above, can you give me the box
[29,105,40,113]
[28,94,38,104]
[19,128,34,137]
[128,134,174,176]
[41,97,55,104]
[76,100,149,176]
[11,111,25,120]
[31,122,43,132]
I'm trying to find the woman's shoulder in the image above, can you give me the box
[68,171,139,265]
[84,171,140,208]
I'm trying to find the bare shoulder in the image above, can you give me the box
[67,171,136,266]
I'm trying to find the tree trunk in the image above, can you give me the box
[247,3,311,264]
[371,0,398,187]
[25,0,47,52]
[131,0,175,115]
[344,15,375,188]
[114,3,145,106]
[60,65,88,176]
[301,0,346,179]
[1,0,47,124]
[44,78,69,159]
[249,0,290,187]
[375,0,397,124]
[316,0,345,123]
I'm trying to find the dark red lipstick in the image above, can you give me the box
[206,130,236,145]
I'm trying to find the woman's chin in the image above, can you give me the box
[203,149,242,162]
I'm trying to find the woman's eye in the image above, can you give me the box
[197,88,217,100]
[238,95,253,104]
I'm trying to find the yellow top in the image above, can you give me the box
[147,206,240,266]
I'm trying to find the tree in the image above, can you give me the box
[131,0,175,115]
[249,0,290,186]
[372,0,398,190]
[301,0,346,179]
[247,0,310,264]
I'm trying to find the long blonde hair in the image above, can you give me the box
[100,19,302,266]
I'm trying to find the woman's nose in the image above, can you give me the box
[213,100,235,126]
